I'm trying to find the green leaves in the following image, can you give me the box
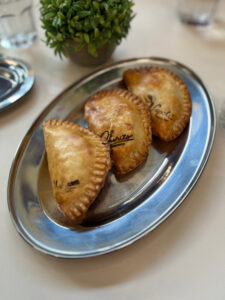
[93,1,99,10]
[40,0,135,58]
[77,10,91,18]
[83,33,90,43]
[88,43,97,57]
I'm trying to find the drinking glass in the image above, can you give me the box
[177,0,219,26]
[0,0,37,49]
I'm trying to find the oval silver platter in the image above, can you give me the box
[8,57,216,258]
[0,55,34,112]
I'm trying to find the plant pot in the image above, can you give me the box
[65,40,116,67]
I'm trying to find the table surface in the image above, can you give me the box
[1,0,225,299]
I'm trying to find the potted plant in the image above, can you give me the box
[40,0,135,66]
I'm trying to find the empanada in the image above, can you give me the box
[84,89,152,174]
[123,67,192,141]
[42,120,111,223]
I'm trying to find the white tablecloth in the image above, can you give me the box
[1,0,225,299]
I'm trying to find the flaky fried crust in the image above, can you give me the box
[123,67,192,141]
[42,120,111,223]
[84,88,152,174]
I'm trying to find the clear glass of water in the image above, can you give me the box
[177,0,219,26]
[0,0,37,49]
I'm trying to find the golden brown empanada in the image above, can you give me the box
[42,120,111,223]
[84,89,152,174]
[123,67,192,141]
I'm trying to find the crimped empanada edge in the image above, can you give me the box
[42,119,111,222]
